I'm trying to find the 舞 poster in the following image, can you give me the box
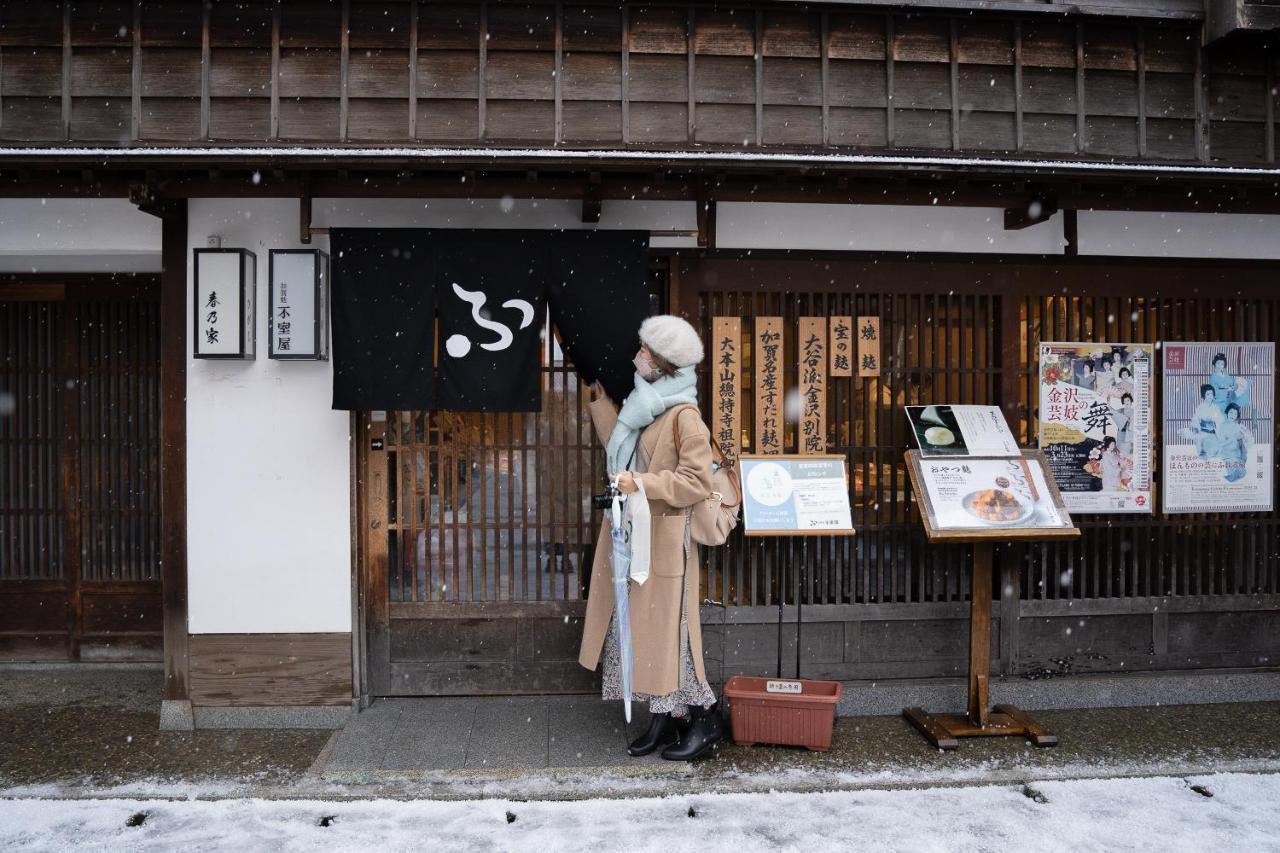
[1038,343,1153,513]
[1162,342,1275,514]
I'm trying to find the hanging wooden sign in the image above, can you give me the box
[711,317,742,456]
[798,317,827,454]
[830,315,853,377]
[857,315,881,378]
[754,316,784,454]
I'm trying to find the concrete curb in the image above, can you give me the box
[832,668,1280,716]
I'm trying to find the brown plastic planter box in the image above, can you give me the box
[724,676,843,752]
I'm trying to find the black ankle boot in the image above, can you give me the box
[627,712,682,757]
[661,703,725,761]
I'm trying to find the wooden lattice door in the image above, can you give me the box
[0,279,163,661]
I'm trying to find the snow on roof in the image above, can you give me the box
[1,146,1279,179]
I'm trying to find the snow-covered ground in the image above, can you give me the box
[1,772,1277,853]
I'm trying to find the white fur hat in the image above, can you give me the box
[639,314,704,368]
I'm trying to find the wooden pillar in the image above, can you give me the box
[159,201,191,728]
[967,542,992,726]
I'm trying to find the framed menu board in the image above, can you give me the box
[739,454,854,536]
[905,449,1079,543]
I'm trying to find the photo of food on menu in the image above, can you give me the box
[917,456,1071,531]
[905,405,1020,458]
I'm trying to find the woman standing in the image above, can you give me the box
[577,315,724,761]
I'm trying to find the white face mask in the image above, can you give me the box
[633,351,658,380]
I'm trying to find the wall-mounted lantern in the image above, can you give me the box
[193,248,256,359]
[268,249,329,361]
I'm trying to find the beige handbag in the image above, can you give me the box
[670,405,742,546]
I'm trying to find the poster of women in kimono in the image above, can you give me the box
[1038,343,1153,513]
[1162,342,1275,514]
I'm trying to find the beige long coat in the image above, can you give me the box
[578,395,714,696]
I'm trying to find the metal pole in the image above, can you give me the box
[796,538,805,680]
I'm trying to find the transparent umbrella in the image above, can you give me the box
[609,492,634,724]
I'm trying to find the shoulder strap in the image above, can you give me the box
[671,404,730,466]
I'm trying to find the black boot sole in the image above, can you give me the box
[660,734,724,762]
[627,734,680,758]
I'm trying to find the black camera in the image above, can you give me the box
[591,480,621,511]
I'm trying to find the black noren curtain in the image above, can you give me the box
[434,230,548,412]
[331,228,435,410]
[331,228,651,412]
[547,231,652,405]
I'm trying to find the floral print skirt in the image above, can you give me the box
[600,585,715,718]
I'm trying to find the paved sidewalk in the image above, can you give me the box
[323,696,676,777]
[3,666,1279,801]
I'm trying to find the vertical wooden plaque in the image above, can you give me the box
[857,315,881,378]
[798,317,827,454]
[754,316,784,454]
[830,315,853,377]
[711,317,742,455]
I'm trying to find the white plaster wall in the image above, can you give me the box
[0,198,162,272]
[1077,211,1280,259]
[715,202,1067,253]
[186,198,354,633]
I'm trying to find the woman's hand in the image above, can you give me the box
[615,472,639,494]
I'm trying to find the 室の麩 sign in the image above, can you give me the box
[739,454,854,536]
[830,316,853,377]
[193,248,256,360]
[269,249,330,361]
[711,317,742,455]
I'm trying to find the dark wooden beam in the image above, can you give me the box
[159,200,190,709]
[581,174,602,224]
[1004,195,1059,230]
[300,183,314,244]
[1064,208,1079,256]
[697,181,716,249]
[7,165,1280,214]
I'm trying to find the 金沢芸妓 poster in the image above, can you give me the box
[1038,343,1153,513]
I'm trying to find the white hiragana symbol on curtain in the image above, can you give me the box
[444,282,535,358]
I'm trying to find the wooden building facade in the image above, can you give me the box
[1,0,1278,724]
